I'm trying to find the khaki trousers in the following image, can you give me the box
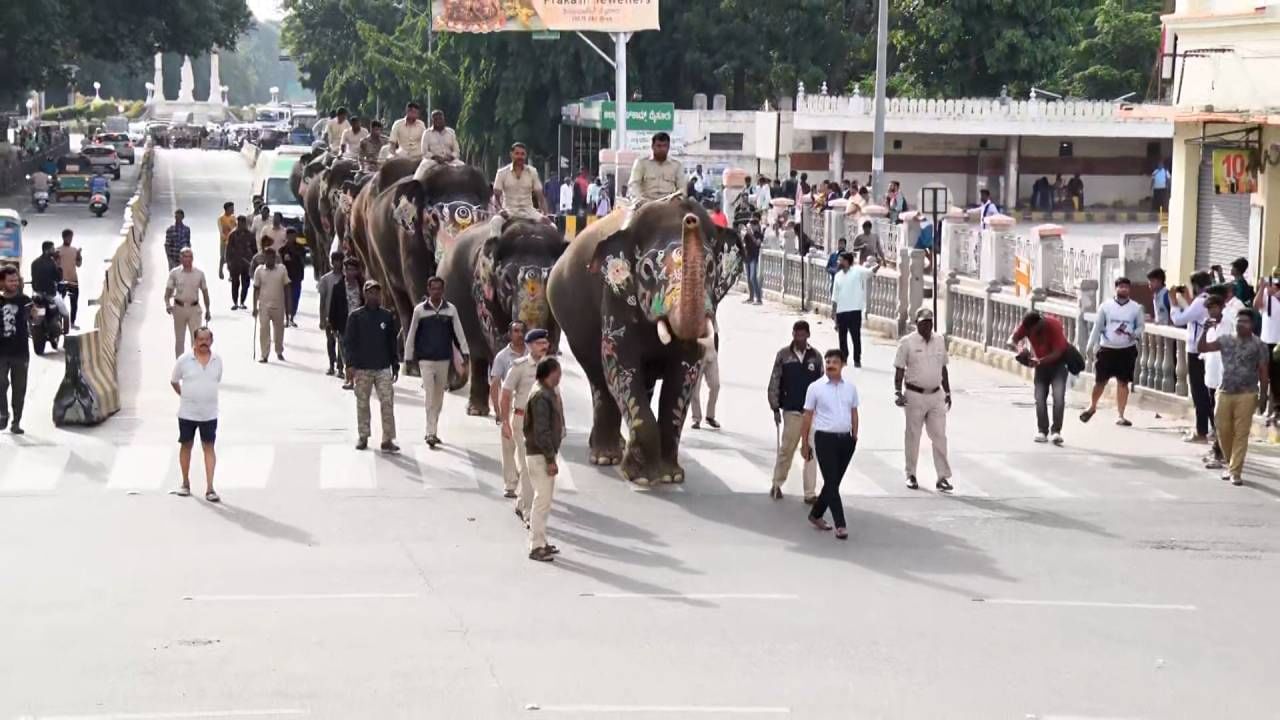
[904,389,952,479]
[691,354,720,422]
[418,359,450,437]
[501,426,519,491]
[1215,391,1256,479]
[772,411,816,499]
[513,410,532,513]
[172,305,201,357]
[258,304,285,357]
[526,454,557,550]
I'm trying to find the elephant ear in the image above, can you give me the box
[590,230,638,301]
[710,226,744,306]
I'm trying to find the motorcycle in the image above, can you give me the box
[89,192,109,217]
[29,289,66,355]
[32,189,49,213]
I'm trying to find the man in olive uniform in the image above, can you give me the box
[489,141,549,240]
[627,132,684,204]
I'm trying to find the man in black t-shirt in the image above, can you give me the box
[279,229,306,328]
[0,265,34,434]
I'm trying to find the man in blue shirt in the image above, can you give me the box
[826,238,846,292]
[89,169,110,204]
[831,252,876,368]
[1151,162,1170,212]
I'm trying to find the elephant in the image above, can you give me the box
[546,199,742,486]
[289,147,325,202]
[348,157,417,284]
[314,158,362,269]
[362,162,491,358]
[439,219,567,415]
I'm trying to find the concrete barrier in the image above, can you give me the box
[53,142,155,426]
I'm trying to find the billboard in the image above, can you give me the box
[433,0,660,33]
[1212,148,1257,195]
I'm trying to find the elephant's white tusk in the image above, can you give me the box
[657,319,673,345]
[702,318,714,338]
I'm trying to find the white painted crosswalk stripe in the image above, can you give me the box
[0,446,69,491]
[214,445,275,489]
[320,444,376,489]
[554,459,579,492]
[965,453,1079,498]
[686,448,765,494]
[106,444,172,490]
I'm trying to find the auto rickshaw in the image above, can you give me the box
[0,209,26,271]
[54,153,94,202]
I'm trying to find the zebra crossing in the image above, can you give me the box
[0,436,1250,502]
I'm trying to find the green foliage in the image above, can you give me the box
[1060,0,1163,99]
[40,99,145,121]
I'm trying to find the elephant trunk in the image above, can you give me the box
[668,213,708,341]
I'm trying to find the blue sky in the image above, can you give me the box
[249,0,283,20]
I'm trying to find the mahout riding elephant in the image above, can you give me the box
[348,158,417,284]
[439,219,566,414]
[546,199,742,486]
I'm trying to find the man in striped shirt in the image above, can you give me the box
[164,209,192,271]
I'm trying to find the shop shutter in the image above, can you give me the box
[1194,150,1251,272]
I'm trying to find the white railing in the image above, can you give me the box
[796,94,1170,125]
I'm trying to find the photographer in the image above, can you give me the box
[1172,271,1216,443]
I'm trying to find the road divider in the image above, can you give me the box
[53,142,155,426]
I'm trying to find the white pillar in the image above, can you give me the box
[828,132,845,182]
[208,53,221,103]
[1004,136,1020,211]
[153,53,164,101]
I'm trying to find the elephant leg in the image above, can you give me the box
[466,355,490,415]
[603,350,660,486]
[656,351,702,485]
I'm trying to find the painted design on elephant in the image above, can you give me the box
[393,195,416,234]
[714,247,744,305]
[472,252,498,352]
[515,265,550,329]
[603,256,631,294]
[600,316,639,430]
[672,359,701,431]
[434,201,488,264]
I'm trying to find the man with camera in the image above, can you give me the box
[1172,271,1216,443]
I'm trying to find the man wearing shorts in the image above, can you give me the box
[170,327,223,502]
[1082,277,1145,426]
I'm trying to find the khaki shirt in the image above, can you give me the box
[340,127,369,159]
[166,267,207,305]
[55,245,80,284]
[502,354,539,411]
[260,225,287,252]
[326,119,350,151]
[628,155,684,201]
[389,118,426,159]
[893,331,947,390]
[253,265,290,308]
[423,127,461,162]
[494,163,541,216]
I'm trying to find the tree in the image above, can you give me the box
[1060,0,1163,99]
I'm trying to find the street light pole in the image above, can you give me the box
[871,0,888,200]
[614,32,629,200]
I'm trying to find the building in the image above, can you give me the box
[1132,0,1280,282]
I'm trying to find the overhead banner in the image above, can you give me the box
[433,0,661,33]
[1211,148,1257,195]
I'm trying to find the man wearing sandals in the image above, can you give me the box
[524,357,566,562]
[1081,277,1144,427]
[170,327,222,502]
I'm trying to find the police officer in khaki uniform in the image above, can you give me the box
[164,247,211,357]
[893,308,954,492]
[501,328,551,522]
[627,132,684,203]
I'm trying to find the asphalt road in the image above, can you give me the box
[2,149,1279,719]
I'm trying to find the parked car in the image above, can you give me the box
[94,132,135,164]
[80,144,121,179]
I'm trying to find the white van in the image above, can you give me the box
[252,150,306,238]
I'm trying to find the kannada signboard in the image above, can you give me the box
[600,102,674,132]
[1211,148,1257,195]
[433,0,660,33]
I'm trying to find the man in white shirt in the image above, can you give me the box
[754,177,772,214]
[1254,268,1280,420]
[413,109,464,182]
[894,308,953,492]
[1151,162,1170,212]
[1082,276,1145,426]
[490,322,527,498]
[387,102,426,161]
[831,252,876,368]
[339,116,369,161]
[325,108,351,155]
[627,132,683,203]
[169,326,223,503]
[1173,270,1216,442]
[800,349,860,540]
[586,177,601,207]
[978,188,998,229]
[558,178,573,215]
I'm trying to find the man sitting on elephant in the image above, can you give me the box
[413,109,465,183]
[490,142,550,240]
[627,132,684,205]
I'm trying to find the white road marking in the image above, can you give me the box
[843,461,891,496]
[553,460,578,492]
[974,598,1196,611]
[319,444,375,489]
[580,593,799,600]
[18,710,308,720]
[182,593,419,601]
[685,448,765,493]
[0,447,69,491]
[409,447,478,489]
[212,444,274,489]
[529,705,789,715]
[965,453,1079,498]
[106,444,172,491]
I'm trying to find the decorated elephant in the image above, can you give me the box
[314,158,362,269]
[546,199,742,486]
[362,163,491,350]
[439,219,566,414]
[347,157,417,284]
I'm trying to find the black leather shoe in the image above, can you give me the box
[355,438,368,450]
[906,475,919,490]
[936,478,954,493]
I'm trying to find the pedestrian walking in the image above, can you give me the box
[343,280,400,453]
[894,308,953,492]
[404,276,469,448]
[742,219,763,304]
[250,205,270,242]
[251,248,290,362]
[690,326,720,429]
[224,215,255,310]
[503,329,552,523]
[800,349,860,540]
[169,326,222,502]
[164,210,192,271]
[525,357,566,562]
[1198,311,1269,485]
[328,257,365,389]
[317,250,346,377]
[164,248,211,358]
[55,229,82,329]
[216,201,236,289]
[1173,271,1215,443]
[490,322,528,498]
[1081,277,1145,426]
[1201,294,1230,470]
[259,212,288,252]
[279,228,305,327]
[768,320,823,502]
[832,252,875,367]
[0,266,33,434]
[1011,311,1073,445]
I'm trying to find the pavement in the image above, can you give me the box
[2,149,1280,719]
